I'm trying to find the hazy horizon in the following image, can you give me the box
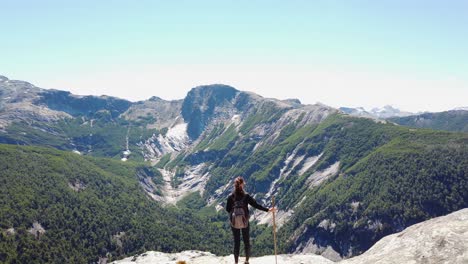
[2,1,467,113]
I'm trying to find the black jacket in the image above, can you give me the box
[226,193,269,219]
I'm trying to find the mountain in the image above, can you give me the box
[1,75,467,263]
[389,110,468,133]
[0,144,232,263]
[339,105,415,119]
[112,208,468,264]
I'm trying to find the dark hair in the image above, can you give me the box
[233,176,245,197]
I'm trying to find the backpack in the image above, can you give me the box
[230,195,248,229]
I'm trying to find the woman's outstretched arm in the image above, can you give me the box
[247,194,269,212]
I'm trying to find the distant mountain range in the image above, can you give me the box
[339,105,416,119]
[1,75,467,263]
[339,105,468,133]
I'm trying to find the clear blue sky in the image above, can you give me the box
[1,0,467,112]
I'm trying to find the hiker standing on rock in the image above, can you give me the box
[226,176,276,264]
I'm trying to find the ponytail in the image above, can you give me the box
[233,176,245,197]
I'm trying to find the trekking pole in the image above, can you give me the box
[272,195,278,264]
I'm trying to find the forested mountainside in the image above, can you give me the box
[1,75,467,262]
[389,110,468,133]
[0,145,232,263]
[167,112,467,259]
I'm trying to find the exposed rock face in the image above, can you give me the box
[181,84,240,139]
[153,164,210,204]
[68,180,86,192]
[0,76,71,128]
[38,90,132,118]
[112,250,333,264]
[28,221,46,239]
[342,208,468,264]
[121,97,183,129]
[139,121,190,160]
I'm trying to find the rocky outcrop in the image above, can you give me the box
[0,76,71,128]
[112,250,333,264]
[138,121,190,160]
[112,208,468,264]
[342,208,468,264]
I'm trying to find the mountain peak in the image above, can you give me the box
[186,84,239,100]
[283,98,302,106]
[181,84,241,139]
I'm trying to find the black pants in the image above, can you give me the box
[231,225,250,263]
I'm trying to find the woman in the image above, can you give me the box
[226,176,275,264]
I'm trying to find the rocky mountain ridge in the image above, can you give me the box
[389,110,468,133]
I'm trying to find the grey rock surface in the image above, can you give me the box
[342,208,468,264]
